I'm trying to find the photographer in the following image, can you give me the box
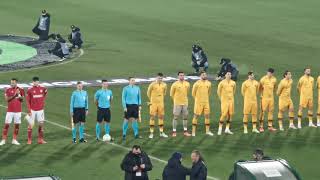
[216,58,239,81]
[191,44,208,73]
[121,145,153,180]
[48,34,70,60]
[68,25,83,49]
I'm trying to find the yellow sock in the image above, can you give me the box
[226,121,230,129]
[159,119,164,133]
[205,118,210,133]
[253,122,257,129]
[289,119,294,125]
[268,120,273,127]
[192,118,198,135]
[243,123,248,131]
[279,120,283,129]
[149,119,155,133]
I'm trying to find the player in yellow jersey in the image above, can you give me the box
[192,71,214,136]
[297,68,316,128]
[317,76,320,127]
[241,72,260,134]
[170,72,192,137]
[277,70,296,130]
[147,73,168,139]
[217,71,236,135]
[259,68,277,132]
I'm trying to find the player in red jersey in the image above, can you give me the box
[26,77,48,144]
[0,78,25,146]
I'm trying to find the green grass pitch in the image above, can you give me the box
[1,0,320,179]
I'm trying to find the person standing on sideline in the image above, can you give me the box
[122,77,142,140]
[70,81,88,143]
[190,150,207,180]
[163,152,191,180]
[121,145,153,180]
[94,80,113,141]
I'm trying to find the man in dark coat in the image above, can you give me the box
[190,150,207,180]
[162,152,191,180]
[48,34,70,60]
[216,58,239,81]
[121,145,153,180]
[68,25,83,49]
[32,10,51,40]
[191,44,209,73]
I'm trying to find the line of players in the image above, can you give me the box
[1,67,320,145]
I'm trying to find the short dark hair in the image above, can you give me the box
[157,73,164,77]
[128,77,134,80]
[11,78,18,82]
[42,10,47,14]
[178,71,184,75]
[77,81,82,85]
[132,145,141,150]
[267,68,275,73]
[254,148,264,157]
[101,79,108,83]
[304,67,311,71]
[283,70,290,77]
[248,71,254,76]
[32,77,39,82]
[199,71,206,75]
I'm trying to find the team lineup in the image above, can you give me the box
[1,68,320,145]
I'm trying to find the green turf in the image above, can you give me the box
[1,0,320,179]
[0,40,37,65]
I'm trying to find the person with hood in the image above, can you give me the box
[48,34,70,60]
[162,152,191,180]
[191,44,209,73]
[121,145,152,180]
[216,58,239,81]
[32,10,51,40]
[191,150,207,180]
[68,25,83,49]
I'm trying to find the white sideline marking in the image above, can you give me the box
[0,104,219,180]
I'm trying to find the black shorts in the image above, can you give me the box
[124,104,139,119]
[97,108,111,123]
[73,108,86,123]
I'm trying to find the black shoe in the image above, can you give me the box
[96,138,100,142]
[122,135,126,141]
[135,135,142,139]
[72,138,77,144]
[79,138,87,143]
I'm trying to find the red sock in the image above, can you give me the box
[38,126,44,140]
[28,127,32,141]
[13,124,20,140]
[2,124,10,140]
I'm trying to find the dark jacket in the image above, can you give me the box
[32,14,51,40]
[190,160,207,180]
[192,49,208,67]
[68,27,83,46]
[121,151,152,180]
[162,157,190,180]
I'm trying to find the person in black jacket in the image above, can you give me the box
[162,152,191,180]
[121,145,152,180]
[48,34,70,60]
[32,10,51,40]
[190,150,207,180]
[216,58,239,81]
[68,25,83,49]
[191,44,209,73]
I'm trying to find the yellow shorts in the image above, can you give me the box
[279,98,294,111]
[299,97,313,109]
[221,100,234,116]
[243,102,257,115]
[261,98,274,112]
[149,103,164,116]
[194,103,210,115]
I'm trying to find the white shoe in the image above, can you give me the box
[192,133,196,137]
[289,125,297,129]
[279,127,284,131]
[317,122,320,127]
[244,129,248,134]
[309,123,317,128]
[217,129,222,136]
[12,139,20,145]
[149,133,154,139]
[225,129,234,135]
[160,132,168,138]
[0,140,5,146]
[298,124,302,129]
[252,129,260,134]
[206,131,214,136]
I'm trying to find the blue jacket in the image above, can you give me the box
[122,85,141,109]
[70,90,88,113]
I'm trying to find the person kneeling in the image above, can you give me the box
[68,25,83,49]
[48,34,70,60]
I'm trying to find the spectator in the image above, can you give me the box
[162,152,191,180]
[191,150,207,180]
[121,145,152,180]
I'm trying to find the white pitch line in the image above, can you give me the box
[0,104,219,180]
